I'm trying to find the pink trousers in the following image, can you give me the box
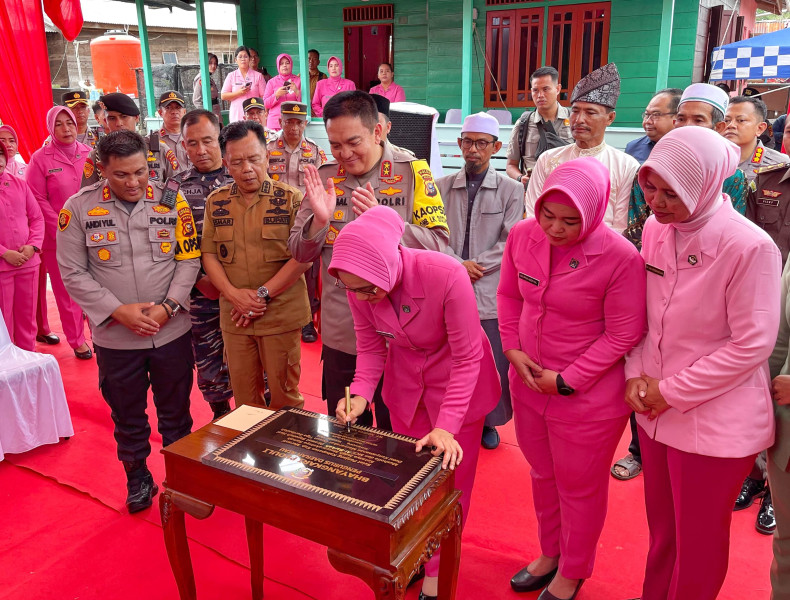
[639,428,756,600]
[41,248,85,349]
[514,402,628,580]
[389,405,484,578]
[0,265,39,351]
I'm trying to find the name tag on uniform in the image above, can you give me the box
[48,168,63,173]
[518,272,540,286]
[376,330,395,339]
[757,198,780,207]
[646,264,664,277]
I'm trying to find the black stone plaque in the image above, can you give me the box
[203,407,443,522]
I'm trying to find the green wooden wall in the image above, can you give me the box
[243,0,702,127]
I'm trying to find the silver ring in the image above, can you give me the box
[247,311,254,317]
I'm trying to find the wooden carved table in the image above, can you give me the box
[160,408,463,599]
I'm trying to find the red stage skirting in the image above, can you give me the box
[0,292,773,599]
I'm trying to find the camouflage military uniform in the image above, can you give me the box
[174,165,234,408]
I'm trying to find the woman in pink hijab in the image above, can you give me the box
[0,125,27,179]
[497,157,645,600]
[329,205,500,600]
[311,56,356,117]
[263,53,302,131]
[26,106,92,359]
[0,142,44,351]
[626,126,781,600]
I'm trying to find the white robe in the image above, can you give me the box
[524,141,639,233]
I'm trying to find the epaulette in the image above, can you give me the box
[754,162,790,175]
[73,179,105,199]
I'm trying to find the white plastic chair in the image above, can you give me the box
[487,109,513,125]
[445,109,463,124]
[0,308,73,461]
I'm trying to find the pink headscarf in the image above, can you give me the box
[328,205,405,292]
[46,106,78,157]
[327,56,344,80]
[638,126,739,233]
[0,125,17,152]
[535,157,610,243]
[276,53,293,75]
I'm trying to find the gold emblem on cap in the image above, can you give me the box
[169,92,177,99]
[251,98,258,105]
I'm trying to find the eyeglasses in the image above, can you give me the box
[335,279,379,295]
[459,138,496,150]
[642,111,676,121]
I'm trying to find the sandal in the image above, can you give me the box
[611,454,642,481]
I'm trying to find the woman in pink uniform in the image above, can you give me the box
[498,157,645,600]
[263,53,301,131]
[0,142,44,350]
[626,127,780,600]
[221,45,267,123]
[311,56,356,117]
[26,106,92,360]
[369,63,405,103]
[0,125,26,179]
[329,205,500,600]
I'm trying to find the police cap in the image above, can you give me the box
[62,91,89,107]
[243,97,265,112]
[99,93,141,116]
[159,90,186,107]
[370,93,390,118]
[281,101,308,120]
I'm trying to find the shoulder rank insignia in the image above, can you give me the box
[754,162,790,175]
[751,146,764,164]
[146,185,154,200]
[102,185,111,201]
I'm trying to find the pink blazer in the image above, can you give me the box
[263,74,302,130]
[498,219,646,421]
[26,141,90,250]
[625,202,780,458]
[0,171,43,273]
[349,247,500,435]
[369,83,405,103]
[312,78,356,117]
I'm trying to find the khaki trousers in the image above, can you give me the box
[769,448,790,600]
[223,328,304,410]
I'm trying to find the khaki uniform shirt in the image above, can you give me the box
[159,127,190,171]
[437,167,524,320]
[56,180,201,350]
[266,133,327,193]
[507,105,573,172]
[201,178,310,336]
[288,142,450,355]
[80,135,181,188]
[739,139,789,183]
[746,161,790,265]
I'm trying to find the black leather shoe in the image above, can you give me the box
[36,332,60,345]
[734,476,766,511]
[418,593,436,600]
[481,425,500,450]
[301,322,318,343]
[538,579,584,600]
[124,461,159,514]
[511,565,557,593]
[756,487,776,535]
[211,400,232,420]
[74,346,93,360]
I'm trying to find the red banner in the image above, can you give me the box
[44,0,84,42]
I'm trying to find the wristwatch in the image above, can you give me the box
[31,245,41,253]
[556,374,575,396]
[162,298,181,319]
[257,285,273,303]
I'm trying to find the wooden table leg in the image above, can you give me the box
[245,517,264,600]
[160,489,197,600]
[438,503,463,600]
[327,549,406,600]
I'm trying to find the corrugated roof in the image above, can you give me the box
[45,0,237,33]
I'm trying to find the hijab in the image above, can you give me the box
[0,142,8,176]
[638,126,739,233]
[0,125,18,156]
[328,205,404,293]
[46,106,79,159]
[276,53,293,76]
[534,156,610,244]
[327,56,344,81]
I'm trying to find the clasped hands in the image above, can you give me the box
[625,373,670,420]
[503,349,559,395]
[2,245,35,267]
[335,396,463,470]
[227,287,267,328]
[303,165,379,222]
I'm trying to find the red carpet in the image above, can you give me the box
[0,292,773,599]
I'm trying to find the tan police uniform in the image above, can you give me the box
[746,161,790,265]
[80,134,181,188]
[201,178,310,409]
[740,139,789,183]
[159,127,189,170]
[288,142,449,356]
[267,133,327,192]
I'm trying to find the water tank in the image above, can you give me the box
[90,30,142,96]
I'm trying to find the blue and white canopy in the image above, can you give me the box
[710,28,790,81]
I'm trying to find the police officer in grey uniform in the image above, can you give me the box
[267,101,326,342]
[157,90,190,168]
[174,109,234,419]
[57,130,201,513]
